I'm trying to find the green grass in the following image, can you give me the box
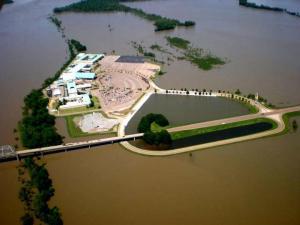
[58,107,90,115]
[150,122,171,133]
[281,111,300,134]
[65,114,116,138]
[185,48,226,71]
[90,96,101,110]
[166,36,190,49]
[171,118,278,140]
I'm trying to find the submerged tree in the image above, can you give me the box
[292,120,298,131]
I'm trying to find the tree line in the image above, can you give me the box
[18,157,63,225]
[239,0,300,18]
[53,0,195,32]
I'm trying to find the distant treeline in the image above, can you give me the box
[53,0,195,31]
[239,0,300,18]
[0,0,14,10]
[19,39,85,149]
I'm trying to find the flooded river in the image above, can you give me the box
[0,0,300,224]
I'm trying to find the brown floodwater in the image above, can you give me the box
[1,123,300,225]
[0,0,300,224]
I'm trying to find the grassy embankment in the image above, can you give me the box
[281,111,300,134]
[171,118,278,140]
[53,0,195,32]
[166,36,226,70]
[239,0,300,18]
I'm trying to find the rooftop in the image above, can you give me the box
[116,56,145,63]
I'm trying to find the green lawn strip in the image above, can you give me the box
[281,111,300,134]
[171,118,278,141]
[150,121,171,133]
[65,114,116,138]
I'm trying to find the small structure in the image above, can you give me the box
[0,145,16,160]
[52,88,61,97]
[75,72,95,80]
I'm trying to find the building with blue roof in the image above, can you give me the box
[67,81,77,96]
[75,72,96,80]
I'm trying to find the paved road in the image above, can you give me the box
[168,105,300,133]
[120,105,300,156]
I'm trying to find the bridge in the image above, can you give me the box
[0,133,143,162]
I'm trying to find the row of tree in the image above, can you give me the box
[18,157,63,225]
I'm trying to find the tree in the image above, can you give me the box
[292,120,298,131]
[138,113,172,147]
[235,89,241,95]
[20,213,34,225]
[137,113,169,133]
[89,99,95,108]
[47,207,63,225]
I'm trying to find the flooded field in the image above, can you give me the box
[0,0,300,225]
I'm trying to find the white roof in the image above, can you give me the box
[52,88,61,96]
[61,73,75,81]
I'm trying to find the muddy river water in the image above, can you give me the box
[0,0,300,224]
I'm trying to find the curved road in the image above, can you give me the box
[119,88,300,156]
